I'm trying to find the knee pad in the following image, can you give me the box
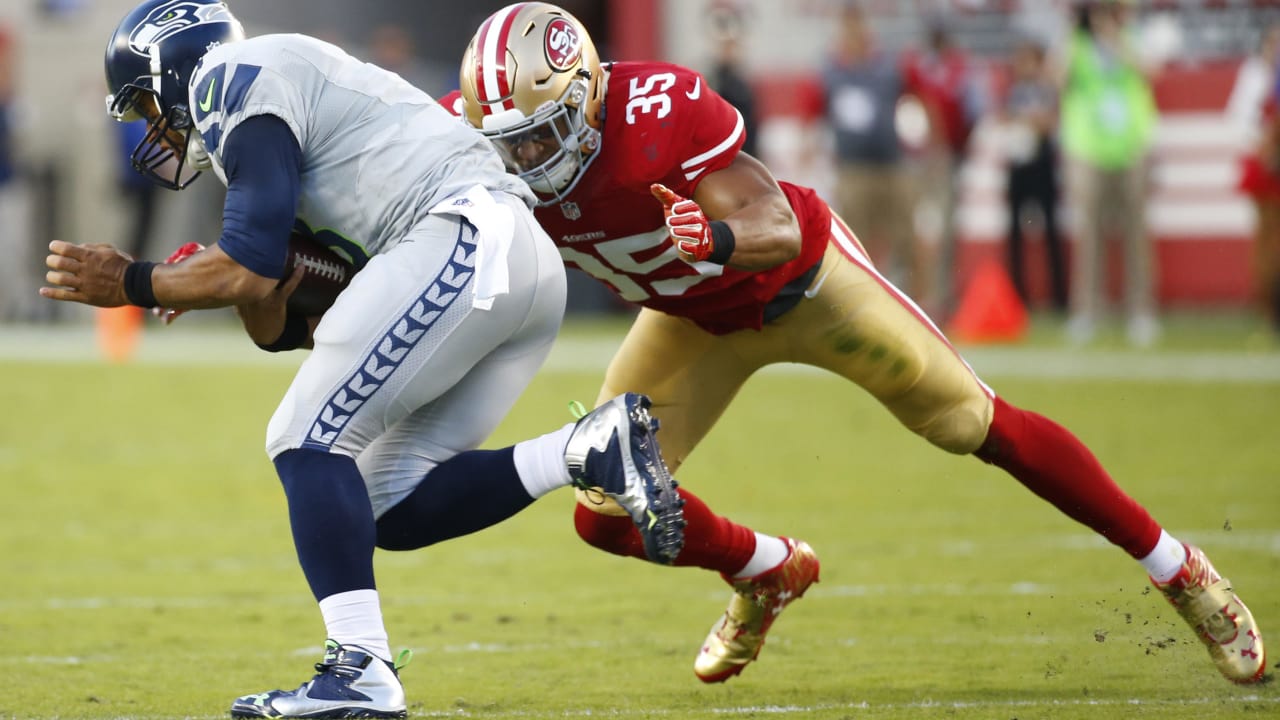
[912,393,993,455]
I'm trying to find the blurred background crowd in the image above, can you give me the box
[1,0,1277,349]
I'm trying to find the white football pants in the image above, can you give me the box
[264,188,566,516]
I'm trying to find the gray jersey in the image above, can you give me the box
[188,34,532,261]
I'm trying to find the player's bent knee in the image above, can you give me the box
[574,487,631,516]
[914,397,992,455]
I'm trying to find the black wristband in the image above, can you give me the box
[122,261,159,308]
[256,311,310,353]
[707,221,736,265]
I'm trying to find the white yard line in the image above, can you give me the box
[8,525,1278,613]
[1,695,1274,719]
[3,325,1280,382]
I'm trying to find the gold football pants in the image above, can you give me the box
[581,216,995,511]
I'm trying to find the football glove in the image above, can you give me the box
[651,183,719,264]
[152,242,204,325]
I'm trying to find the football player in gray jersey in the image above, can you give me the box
[40,1,686,716]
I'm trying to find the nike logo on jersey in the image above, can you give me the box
[199,77,218,112]
[686,77,701,101]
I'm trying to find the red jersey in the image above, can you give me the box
[904,49,978,153]
[445,61,830,335]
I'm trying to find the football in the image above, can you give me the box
[283,231,354,316]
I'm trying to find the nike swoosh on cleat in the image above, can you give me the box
[803,267,833,299]
[686,77,702,101]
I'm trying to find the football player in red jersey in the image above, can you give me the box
[448,2,1266,685]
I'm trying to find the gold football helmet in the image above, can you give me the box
[459,2,606,204]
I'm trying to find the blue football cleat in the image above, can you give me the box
[230,640,407,719]
[565,392,686,564]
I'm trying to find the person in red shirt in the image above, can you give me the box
[902,18,986,318]
[1231,22,1280,340]
[446,2,1266,685]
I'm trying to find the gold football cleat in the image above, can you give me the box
[1152,543,1266,684]
[695,537,820,683]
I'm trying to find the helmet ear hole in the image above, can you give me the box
[565,83,586,110]
[170,105,192,130]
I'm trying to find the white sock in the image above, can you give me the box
[1140,530,1187,583]
[318,589,392,661]
[512,423,575,499]
[732,533,791,579]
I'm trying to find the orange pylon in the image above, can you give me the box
[946,258,1028,344]
[96,305,144,363]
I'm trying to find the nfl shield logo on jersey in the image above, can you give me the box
[560,201,581,220]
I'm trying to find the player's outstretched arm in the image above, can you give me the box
[149,242,280,309]
[652,153,801,271]
[41,240,276,309]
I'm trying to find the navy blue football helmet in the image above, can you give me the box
[104,0,243,189]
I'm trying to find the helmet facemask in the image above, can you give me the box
[103,0,245,191]
[481,75,600,205]
[107,82,203,190]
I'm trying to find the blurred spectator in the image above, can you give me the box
[38,0,88,19]
[821,3,924,302]
[705,4,758,157]
[115,120,158,260]
[1000,35,1066,313]
[1229,22,1280,339]
[0,24,26,322]
[0,31,12,189]
[367,24,451,97]
[903,16,987,319]
[1059,0,1160,347]
[1226,23,1280,147]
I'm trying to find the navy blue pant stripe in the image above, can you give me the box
[301,222,477,451]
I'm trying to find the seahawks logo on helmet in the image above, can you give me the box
[127,0,236,55]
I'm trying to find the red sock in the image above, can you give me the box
[573,487,757,574]
[975,396,1162,558]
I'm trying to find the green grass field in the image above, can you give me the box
[2,315,1277,719]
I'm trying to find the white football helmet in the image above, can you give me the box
[459,2,606,205]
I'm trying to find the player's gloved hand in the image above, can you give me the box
[651,183,717,264]
[152,242,204,325]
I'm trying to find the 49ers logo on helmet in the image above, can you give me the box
[544,18,582,71]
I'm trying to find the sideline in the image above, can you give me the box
[2,324,1279,383]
